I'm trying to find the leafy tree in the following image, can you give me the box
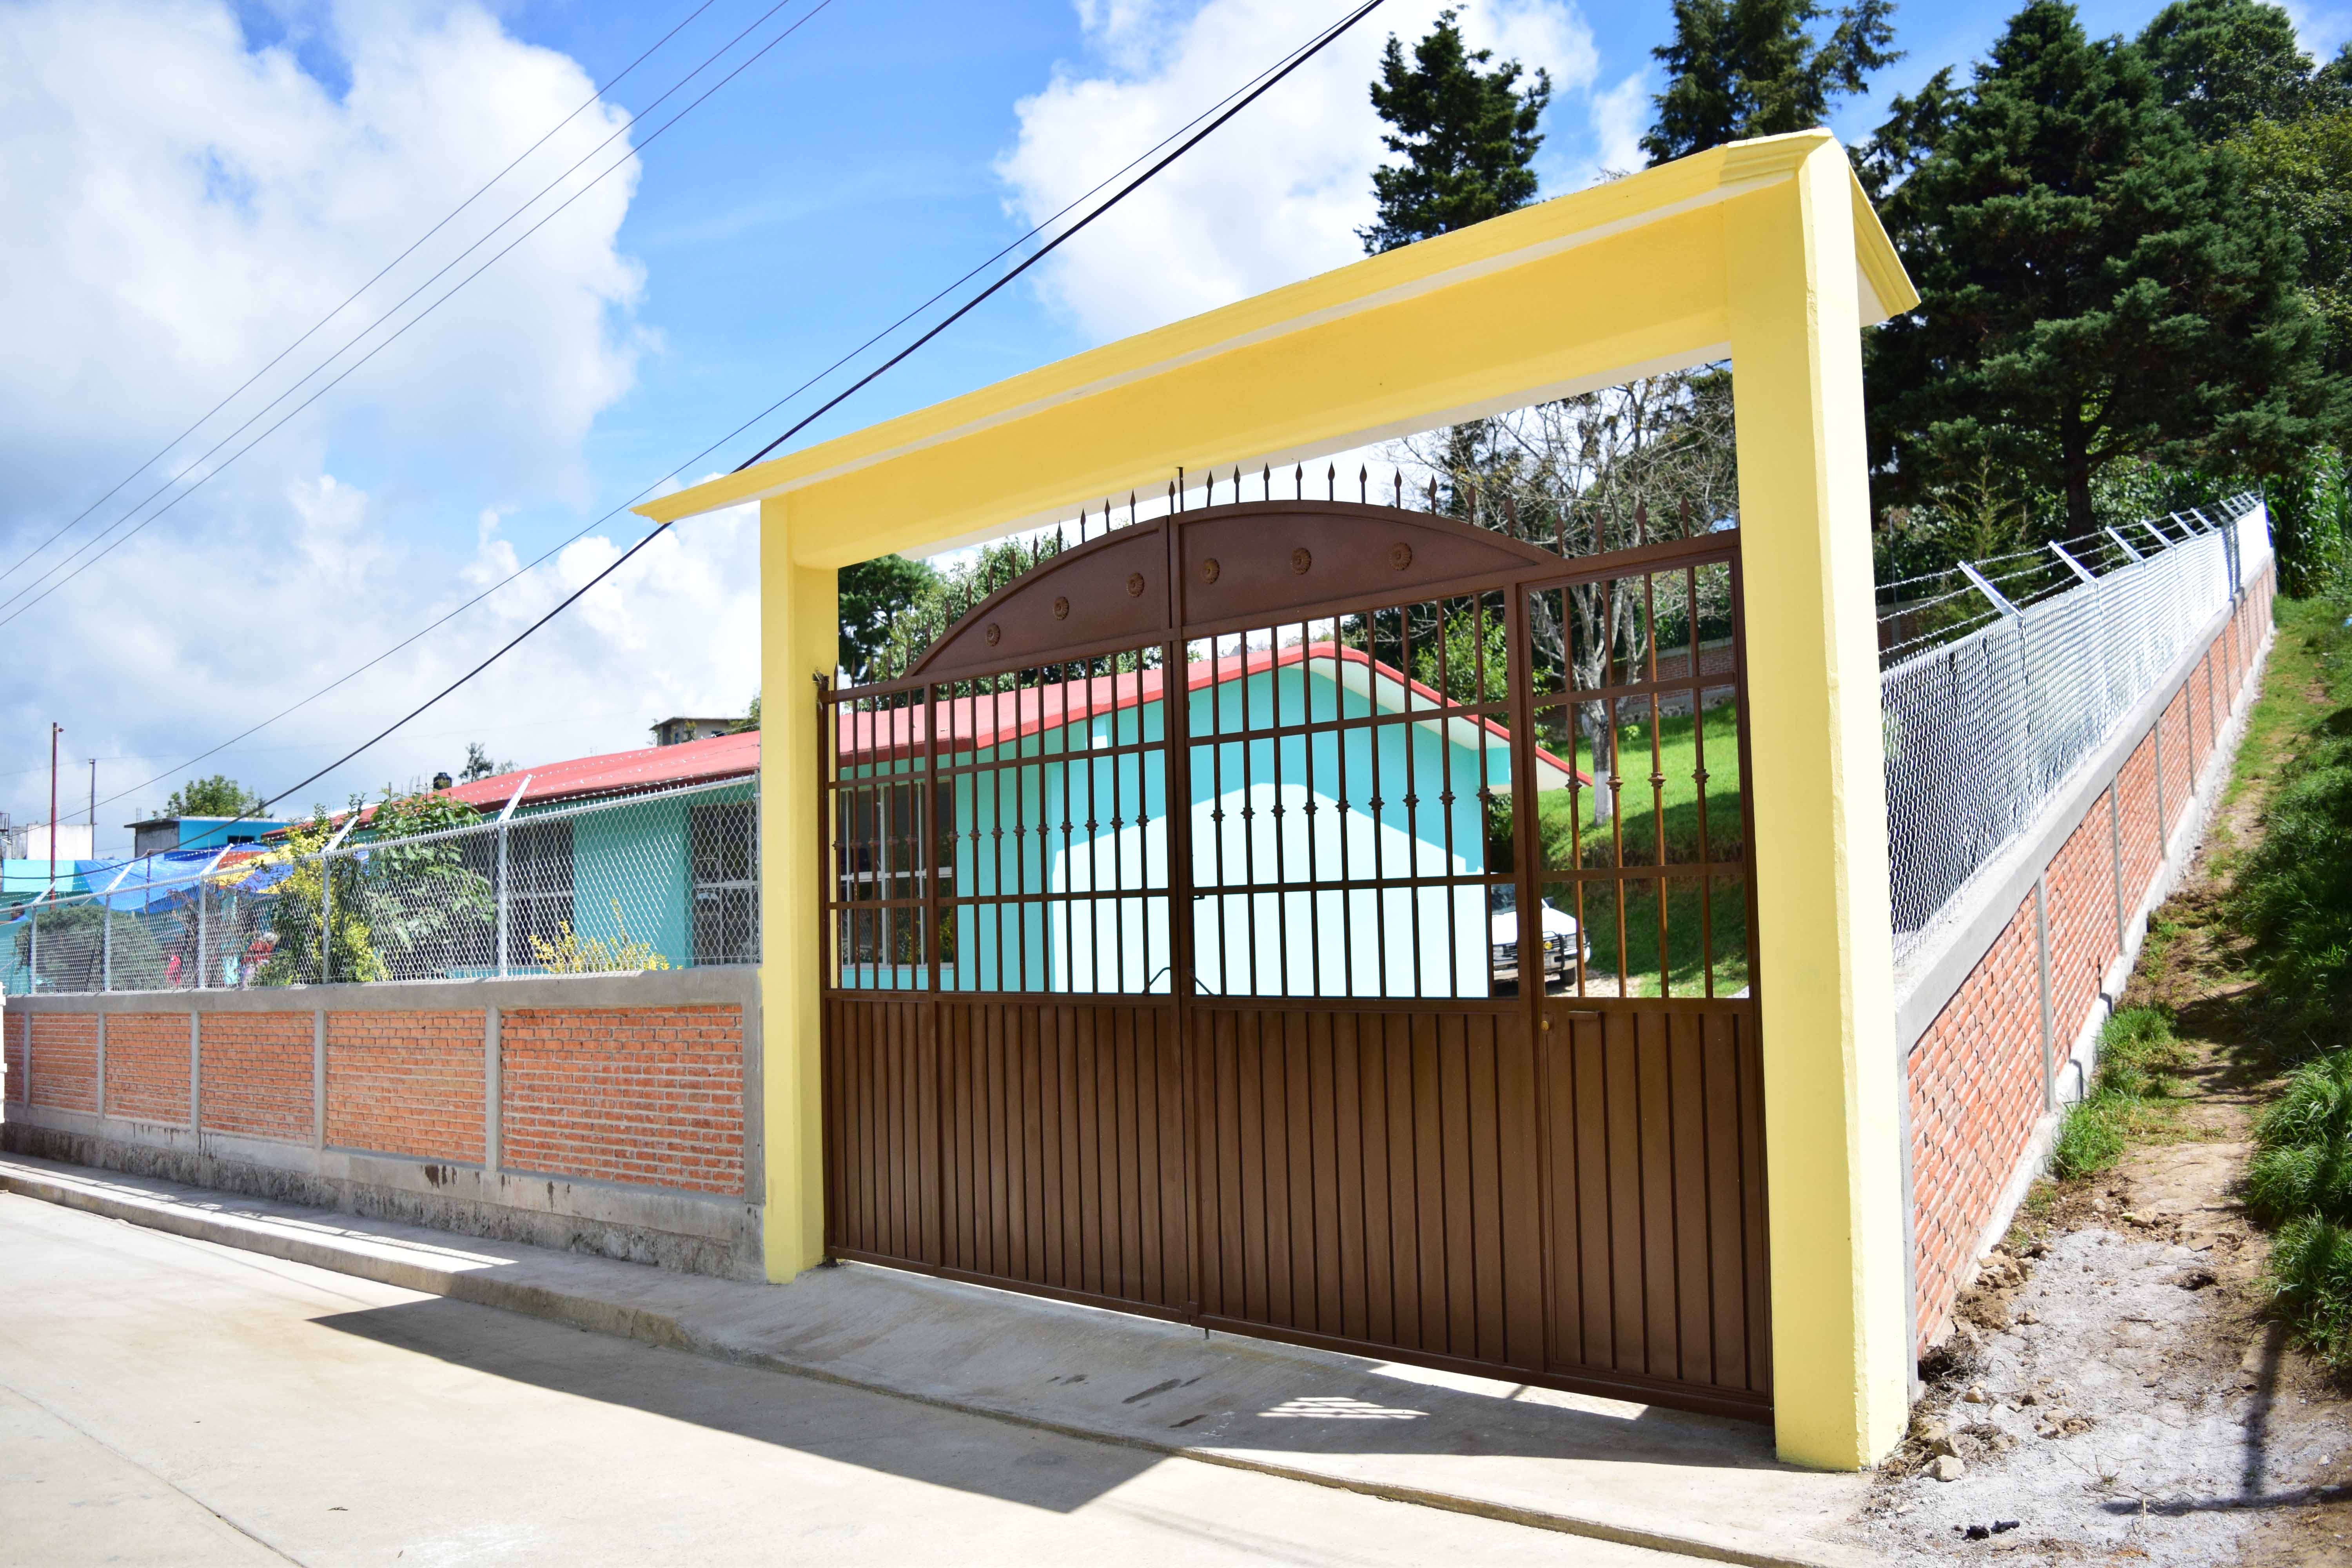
[838,554,940,681]
[1359,8,1550,254]
[1642,0,1899,164]
[1864,0,2341,536]
[2136,0,2334,140]
[733,691,761,733]
[459,742,510,783]
[164,775,260,818]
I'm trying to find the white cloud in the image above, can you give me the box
[2281,1,2352,58]
[996,0,1602,345]
[1583,69,1649,185]
[0,0,755,836]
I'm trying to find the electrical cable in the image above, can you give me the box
[79,0,1385,841]
[0,0,837,629]
[78,0,1381,822]
[733,0,1387,472]
[0,0,720,594]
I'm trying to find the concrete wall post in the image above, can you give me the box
[2034,877,2054,1112]
[759,499,838,1283]
[188,1011,201,1136]
[1724,142,1909,1468]
[484,1006,502,1176]
[312,1009,327,1151]
[95,1013,107,1121]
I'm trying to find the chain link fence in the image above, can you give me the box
[0,776,758,996]
[1879,495,2268,962]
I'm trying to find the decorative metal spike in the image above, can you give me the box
[1262,463,1270,500]
[1295,463,1303,499]
[1176,465,1185,512]
[1129,491,1136,527]
[1427,475,1437,511]
[1394,470,1403,508]
[1327,463,1336,500]
[1359,465,1367,504]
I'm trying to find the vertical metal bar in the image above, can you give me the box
[926,681,943,997]
[1435,600,1457,999]
[196,882,208,991]
[1401,595,1421,997]
[1690,566,1716,998]
[1369,606,1390,999]
[27,907,38,995]
[320,845,334,985]
[1305,619,1326,996]
[1240,627,1259,999]
[1645,572,1668,997]
[1506,583,1542,1034]
[496,815,511,978]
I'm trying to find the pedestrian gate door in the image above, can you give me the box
[818,493,1769,1419]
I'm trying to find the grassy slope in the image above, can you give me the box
[2046,593,2352,1365]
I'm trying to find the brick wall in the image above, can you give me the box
[199,1013,312,1144]
[27,1014,98,1113]
[325,1010,483,1163]
[1909,902,2045,1342]
[1909,568,2274,1348]
[106,1014,190,1125]
[501,1006,745,1196]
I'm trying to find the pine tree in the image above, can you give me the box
[1865,0,2340,536]
[837,554,939,681]
[1359,9,1550,255]
[2136,0,2336,141]
[1642,0,1899,164]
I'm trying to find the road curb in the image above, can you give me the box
[0,1157,1874,1568]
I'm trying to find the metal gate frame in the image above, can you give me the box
[818,496,1768,1420]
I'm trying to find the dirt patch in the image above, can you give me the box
[1851,713,2352,1565]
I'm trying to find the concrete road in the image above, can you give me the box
[0,1195,1691,1566]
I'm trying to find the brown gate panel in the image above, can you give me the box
[819,497,1770,1421]
[933,997,1189,1314]
[1541,1002,1769,1414]
[823,995,938,1267]
[1192,1000,1543,1372]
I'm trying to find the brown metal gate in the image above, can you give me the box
[818,489,1769,1419]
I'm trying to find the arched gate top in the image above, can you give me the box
[910,499,1564,681]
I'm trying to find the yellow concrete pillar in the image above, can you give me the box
[1726,143,1909,1468]
[759,496,837,1281]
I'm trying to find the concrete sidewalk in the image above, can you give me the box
[0,1152,1875,1567]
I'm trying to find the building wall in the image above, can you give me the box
[1902,569,2274,1350]
[0,969,761,1279]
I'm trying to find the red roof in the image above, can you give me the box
[838,642,1588,784]
[442,728,758,811]
[269,729,759,838]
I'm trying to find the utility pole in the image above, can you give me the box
[48,722,62,902]
[88,759,96,837]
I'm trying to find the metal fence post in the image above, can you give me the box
[493,776,533,979]
[196,884,207,991]
[26,906,37,994]
[319,854,332,985]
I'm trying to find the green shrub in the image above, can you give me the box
[2269,1216,2352,1370]
[2246,1142,2352,1227]
[2053,1089,2130,1179]
[2230,733,2352,1036]
[2256,1049,2352,1152]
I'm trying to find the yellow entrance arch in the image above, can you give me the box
[643,129,1917,1468]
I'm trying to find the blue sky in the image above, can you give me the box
[2,0,2344,849]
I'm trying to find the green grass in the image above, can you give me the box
[2051,1007,2195,1180]
[2212,592,2352,1367]
[1498,704,1750,996]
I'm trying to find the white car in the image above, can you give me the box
[1488,885,1588,987]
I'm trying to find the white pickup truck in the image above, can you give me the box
[1488,884,1588,988]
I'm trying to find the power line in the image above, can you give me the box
[73,2,1374,824]
[0,0,722,595]
[733,0,1387,471]
[0,0,838,630]
[83,0,1385,841]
